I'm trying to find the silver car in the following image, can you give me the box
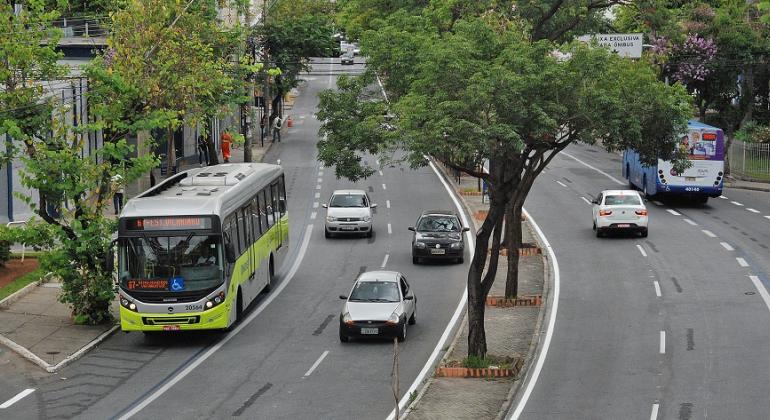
[323,189,377,238]
[338,271,416,342]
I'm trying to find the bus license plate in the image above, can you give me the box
[686,177,696,181]
[361,327,378,335]
[163,325,181,331]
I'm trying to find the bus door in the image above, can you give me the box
[270,179,285,249]
[238,207,254,281]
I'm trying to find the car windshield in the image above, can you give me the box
[348,281,400,303]
[330,194,367,208]
[118,235,224,292]
[604,195,642,206]
[417,215,460,232]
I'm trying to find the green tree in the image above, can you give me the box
[321,2,691,358]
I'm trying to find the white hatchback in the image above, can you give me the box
[323,189,377,238]
[591,189,648,238]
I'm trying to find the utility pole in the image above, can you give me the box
[261,0,271,145]
[242,4,255,162]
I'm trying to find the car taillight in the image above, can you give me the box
[635,210,648,216]
[599,210,612,216]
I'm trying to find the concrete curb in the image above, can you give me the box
[0,271,52,310]
[724,182,770,193]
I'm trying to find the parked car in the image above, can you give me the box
[409,210,469,264]
[323,189,377,238]
[591,189,648,237]
[338,271,416,342]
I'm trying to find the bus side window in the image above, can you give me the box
[259,189,270,229]
[271,181,281,220]
[250,198,262,239]
[235,210,246,255]
[264,188,275,228]
[241,206,252,248]
[278,175,286,215]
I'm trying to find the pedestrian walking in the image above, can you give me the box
[197,135,209,166]
[272,116,283,142]
[220,131,232,163]
[112,174,124,215]
[260,115,267,139]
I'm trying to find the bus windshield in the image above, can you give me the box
[119,235,224,292]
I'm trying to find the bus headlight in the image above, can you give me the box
[120,294,138,312]
[206,291,226,310]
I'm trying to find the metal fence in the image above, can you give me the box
[729,139,770,182]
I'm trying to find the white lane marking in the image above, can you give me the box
[314,192,320,199]
[555,180,567,188]
[666,209,681,216]
[580,196,591,205]
[747,208,760,213]
[702,230,717,238]
[651,200,663,206]
[313,202,319,208]
[731,201,744,206]
[660,331,666,354]
[310,212,317,220]
[719,195,728,199]
[0,389,35,409]
[683,219,697,226]
[737,257,749,267]
[508,208,560,420]
[387,223,392,235]
[560,152,624,185]
[316,184,321,190]
[388,158,473,420]
[379,170,383,176]
[650,403,660,420]
[303,350,330,377]
[318,171,324,176]
[386,200,391,209]
[720,242,734,251]
[382,183,387,190]
[117,224,315,420]
[765,215,770,220]
[653,281,662,297]
[636,245,648,258]
[317,177,323,183]
[749,275,770,313]
[380,254,389,268]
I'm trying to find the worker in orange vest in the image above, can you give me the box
[220,131,232,163]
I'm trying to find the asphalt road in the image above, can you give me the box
[0,58,469,419]
[516,143,770,419]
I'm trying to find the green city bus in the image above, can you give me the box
[117,163,288,332]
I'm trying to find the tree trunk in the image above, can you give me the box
[504,202,522,298]
[740,65,754,128]
[206,137,219,166]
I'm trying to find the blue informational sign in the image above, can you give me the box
[169,276,185,292]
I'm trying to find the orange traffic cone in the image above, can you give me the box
[287,116,293,128]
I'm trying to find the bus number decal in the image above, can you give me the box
[185,304,203,311]
[684,187,701,192]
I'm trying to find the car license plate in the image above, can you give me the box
[686,177,696,181]
[341,226,354,230]
[430,249,445,255]
[361,327,378,335]
[163,325,181,331]
[617,224,630,228]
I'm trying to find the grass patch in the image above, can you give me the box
[10,251,44,259]
[0,268,46,301]
[460,355,517,369]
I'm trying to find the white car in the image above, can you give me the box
[323,189,377,238]
[591,189,648,237]
[338,271,416,342]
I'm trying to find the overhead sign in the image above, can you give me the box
[577,33,643,58]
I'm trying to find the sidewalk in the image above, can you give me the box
[724,176,770,193]
[404,167,550,420]
[0,137,278,372]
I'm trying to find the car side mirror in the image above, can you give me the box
[408,227,415,231]
[462,227,470,232]
[370,203,378,208]
[339,295,348,300]
[403,295,414,301]
[591,199,598,205]
[322,204,328,208]
[225,243,237,263]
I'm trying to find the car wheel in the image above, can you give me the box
[339,331,349,342]
[596,228,603,238]
[408,311,416,325]
[366,229,373,238]
[398,322,407,342]
[412,256,419,264]
[325,229,331,239]
[640,229,648,238]
[457,257,464,264]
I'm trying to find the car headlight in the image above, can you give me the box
[414,242,426,249]
[342,312,353,325]
[363,215,371,222]
[326,216,336,222]
[386,312,400,325]
[450,242,463,249]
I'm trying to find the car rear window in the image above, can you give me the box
[604,195,641,205]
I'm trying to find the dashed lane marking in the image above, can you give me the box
[317,178,323,183]
[379,170,383,176]
[636,245,648,258]
[737,257,749,267]
[666,209,681,216]
[650,403,660,420]
[555,180,567,188]
[386,200,391,209]
[683,219,697,226]
[387,223,392,235]
[747,208,760,213]
[303,351,330,377]
[381,254,389,268]
[0,389,35,409]
[316,185,321,190]
[580,197,591,205]
[382,184,387,190]
[314,192,320,199]
[660,331,666,354]
[719,195,728,199]
[720,242,734,251]
[310,212,317,220]
[731,201,744,206]
[702,230,717,238]
[653,281,661,297]
[313,202,319,208]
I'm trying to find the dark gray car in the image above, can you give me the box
[409,210,469,264]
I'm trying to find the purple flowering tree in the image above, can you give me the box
[672,34,717,84]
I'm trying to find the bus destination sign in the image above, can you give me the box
[127,216,212,231]
[126,279,168,290]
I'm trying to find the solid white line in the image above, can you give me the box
[312,202,319,208]
[508,207,560,420]
[747,208,760,213]
[560,152,624,185]
[318,171,324,176]
[737,257,749,267]
[636,245,648,258]
[666,209,681,216]
[660,331,666,354]
[702,230,717,238]
[580,196,591,205]
[555,180,567,188]
[653,281,662,297]
[683,218,697,226]
[719,195,728,199]
[387,158,473,420]
[0,389,35,409]
[118,224,315,420]
[314,192,320,199]
[386,200,391,209]
[650,403,660,420]
[381,254,389,268]
[731,201,744,206]
[749,276,770,313]
[310,212,317,220]
[387,223,392,235]
[651,200,663,206]
[382,183,387,190]
[303,350,330,377]
[720,242,734,251]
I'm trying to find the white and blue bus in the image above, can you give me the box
[623,120,725,203]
